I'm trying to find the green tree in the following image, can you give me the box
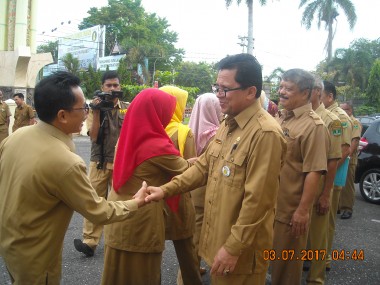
[299,0,357,61]
[80,64,102,98]
[79,0,183,79]
[367,59,380,107]
[225,0,268,54]
[175,62,216,94]
[37,41,58,63]
[61,53,80,75]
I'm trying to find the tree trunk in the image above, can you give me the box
[247,0,254,54]
[327,21,333,62]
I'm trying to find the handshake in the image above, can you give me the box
[133,181,164,208]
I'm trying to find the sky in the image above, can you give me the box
[36,0,379,77]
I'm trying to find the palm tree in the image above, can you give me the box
[225,0,267,55]
[61,53,80,75]
[299,0,357,62]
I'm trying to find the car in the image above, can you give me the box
[357,116,377,136]
[355,118,380,204]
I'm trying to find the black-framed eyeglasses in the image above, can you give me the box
[211,84,245,97]
[66,103,89,113]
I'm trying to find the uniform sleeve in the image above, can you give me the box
[55,161,138,225]
[28,105,35,119]
[162,149,210,196]
[5,104,11,117]
[327,120,342,160]
[149,155,192,177]
[182,130,197,160]
[224,130,285,255]
[351,118,362,139]
[301,124,328,173]
[340,116,352,146]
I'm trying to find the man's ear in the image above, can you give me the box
[56,109,68,124]
[247,86,257,100]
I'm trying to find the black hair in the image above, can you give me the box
[323,80,337,100]
[282,69,314,99]
[13,93,25,100]
[101,70,120,84]
[217,53,262,98]
[34,71,80,123]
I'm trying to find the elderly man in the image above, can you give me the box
[0,71,146,284]
[142,53,287,285]
[271,69,329,285]
[0,90,11,143]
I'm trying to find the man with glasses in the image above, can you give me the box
[0,71,146,284]
[74,71,129,257]
[142,53,287,284]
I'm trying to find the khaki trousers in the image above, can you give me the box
[101,246,162,285]
[339,164,357,212]
[83,162,112,249]
[271,220,309,285]
[174,237,202,285]
[326,186,341,268]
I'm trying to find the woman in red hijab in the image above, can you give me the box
[101,88,193,285]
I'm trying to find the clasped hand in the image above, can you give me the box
[133,182,165,207]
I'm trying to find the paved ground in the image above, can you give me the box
[0,135,379,284]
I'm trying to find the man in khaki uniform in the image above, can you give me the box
[12,92,35,132]
[74,71,129,257]
[339,102,362,219]
[271,69,329,285]
[0,90,11,143]
[321,80,353,271]
[0,71,146,284]
[143,53,287,285]
[306,77,342,284]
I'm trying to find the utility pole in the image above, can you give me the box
[237,36,254,53]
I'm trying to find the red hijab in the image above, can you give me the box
[113,88,180,192]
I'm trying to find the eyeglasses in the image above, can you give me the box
[67,103,89,113]
[212,84,245,97]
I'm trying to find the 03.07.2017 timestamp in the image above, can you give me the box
[263,249,327,261]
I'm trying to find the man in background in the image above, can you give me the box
[0,71,146,284]
[74,71,129,257]
[0,90,11,143]
[271,69,328,285]
[12,92,35,132]
[339,102,362,219]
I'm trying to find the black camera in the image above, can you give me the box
[89,90,123,111]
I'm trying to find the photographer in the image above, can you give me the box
[74,71,129,257]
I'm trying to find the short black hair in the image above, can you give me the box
[282,69,314,99]
[34,71,80,123]
[101,70,120,84]
[323,80,337,100]
[13,93,24,100]
[217,53,262,98]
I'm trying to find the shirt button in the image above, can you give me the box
[231,158,234,162]
[227,133,232,136]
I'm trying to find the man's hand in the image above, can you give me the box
[290,208,309,237]
[133,181,148,208]
[187,157,198,165]
[145,186,165,203]
[210,247,239,276]
[316,194,330,215]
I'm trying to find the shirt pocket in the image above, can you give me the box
[208,142,222,179]
[224,151,247,189]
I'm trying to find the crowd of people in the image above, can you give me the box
[0,53,361,285]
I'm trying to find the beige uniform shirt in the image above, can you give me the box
[315,103,342,160]
[162,100,287,274]
[275,104,329,223]
[12,102,34,132]
[350,115,362,165]
[105,156,190,253]
[0,122,138,284]
[0,101,11,129]
[165,130,197,240]
[327,102,352,147]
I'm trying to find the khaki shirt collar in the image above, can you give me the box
[315,102,326,113]
[327,101,339,111]
[17,102,26,109]
[115,99,121,109]
[225,100,262,130]
[280,103,312,119]
[36,121,76,152]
